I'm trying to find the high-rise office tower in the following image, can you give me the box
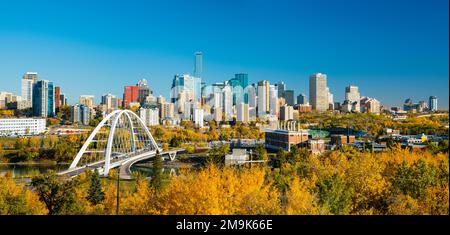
[222,85,233,120]
[32,80,54,117]
[235,73,249,104]
[193,108,204,128]
[297,93,307,105]
[79,95,95,108]
[429,96,438,111]
[248,84,257,108]
[345,85,360,112]
[309,73,328,112]
[283,90,295,106]
[277,81,286,98]
[326,87,334,110]
[137,79,153,106]
[194,52,205,97]
[213,90,223,109]
[228,78,243,106]
[60,94,67,106]
[54,86,61,110]
[123,86,139,107]
[194,52,203,78]
[101,94,118,110]
[236,102,249,123]
[257,80,270,116]
[21,72,38,108]
[171,74,201,105]
[269,85,278,116]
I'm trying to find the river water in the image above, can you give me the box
[0,159,199,182]
[0,163,70,178]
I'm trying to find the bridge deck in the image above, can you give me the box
[58,149,184,179]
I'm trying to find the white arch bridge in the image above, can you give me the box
[58,109,183,179]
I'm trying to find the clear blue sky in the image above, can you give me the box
[0,0,448,108]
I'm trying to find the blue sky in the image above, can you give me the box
[0,0,448,108]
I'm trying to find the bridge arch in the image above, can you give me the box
[69,109,160,176]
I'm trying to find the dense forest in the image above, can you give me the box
[1,145,448,215]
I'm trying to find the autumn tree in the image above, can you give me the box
[0,173,47,214]
[31,171,78,215]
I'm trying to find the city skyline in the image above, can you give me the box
[0,0,448,108]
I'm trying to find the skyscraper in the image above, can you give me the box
[222,85,233,120]
[123,86,139,107]
[283,90,295,106]
[235,73,249,104]
[60,94,67,106]
[21,72,38,108]
[345,85,360,112]
[327,87,334,110]
[277,81,285,98]
[297,93,307,105]
[171,74,201,106]
[54,86,61,110]
[194,52,203,78]
[429,96,438,111]
[248,84,257,108]
[194,52,205,98]
[137,79,153,106]
[257,80,270,116]
[227,79,243,106]
[236,102,249,123]
[309,73,328,112]
[269,85,278,116]
[193,108,204,128]
[32,80,54,117]
[101,94,118,110]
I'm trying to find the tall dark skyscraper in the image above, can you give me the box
[297,93,307,105]
[277,81,285,98]
[137,79,153,105]
[194,51,205,98]
[194,52,203,78]
[283,90,295,106]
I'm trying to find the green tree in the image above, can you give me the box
[393,159,438,199]
[316,173,352,214]
[254,144,268,161]
[150,150,164,190]
[87,169,105,205]
[154,127,164,140]
[31,171,78,215]
[169,136,182,147]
